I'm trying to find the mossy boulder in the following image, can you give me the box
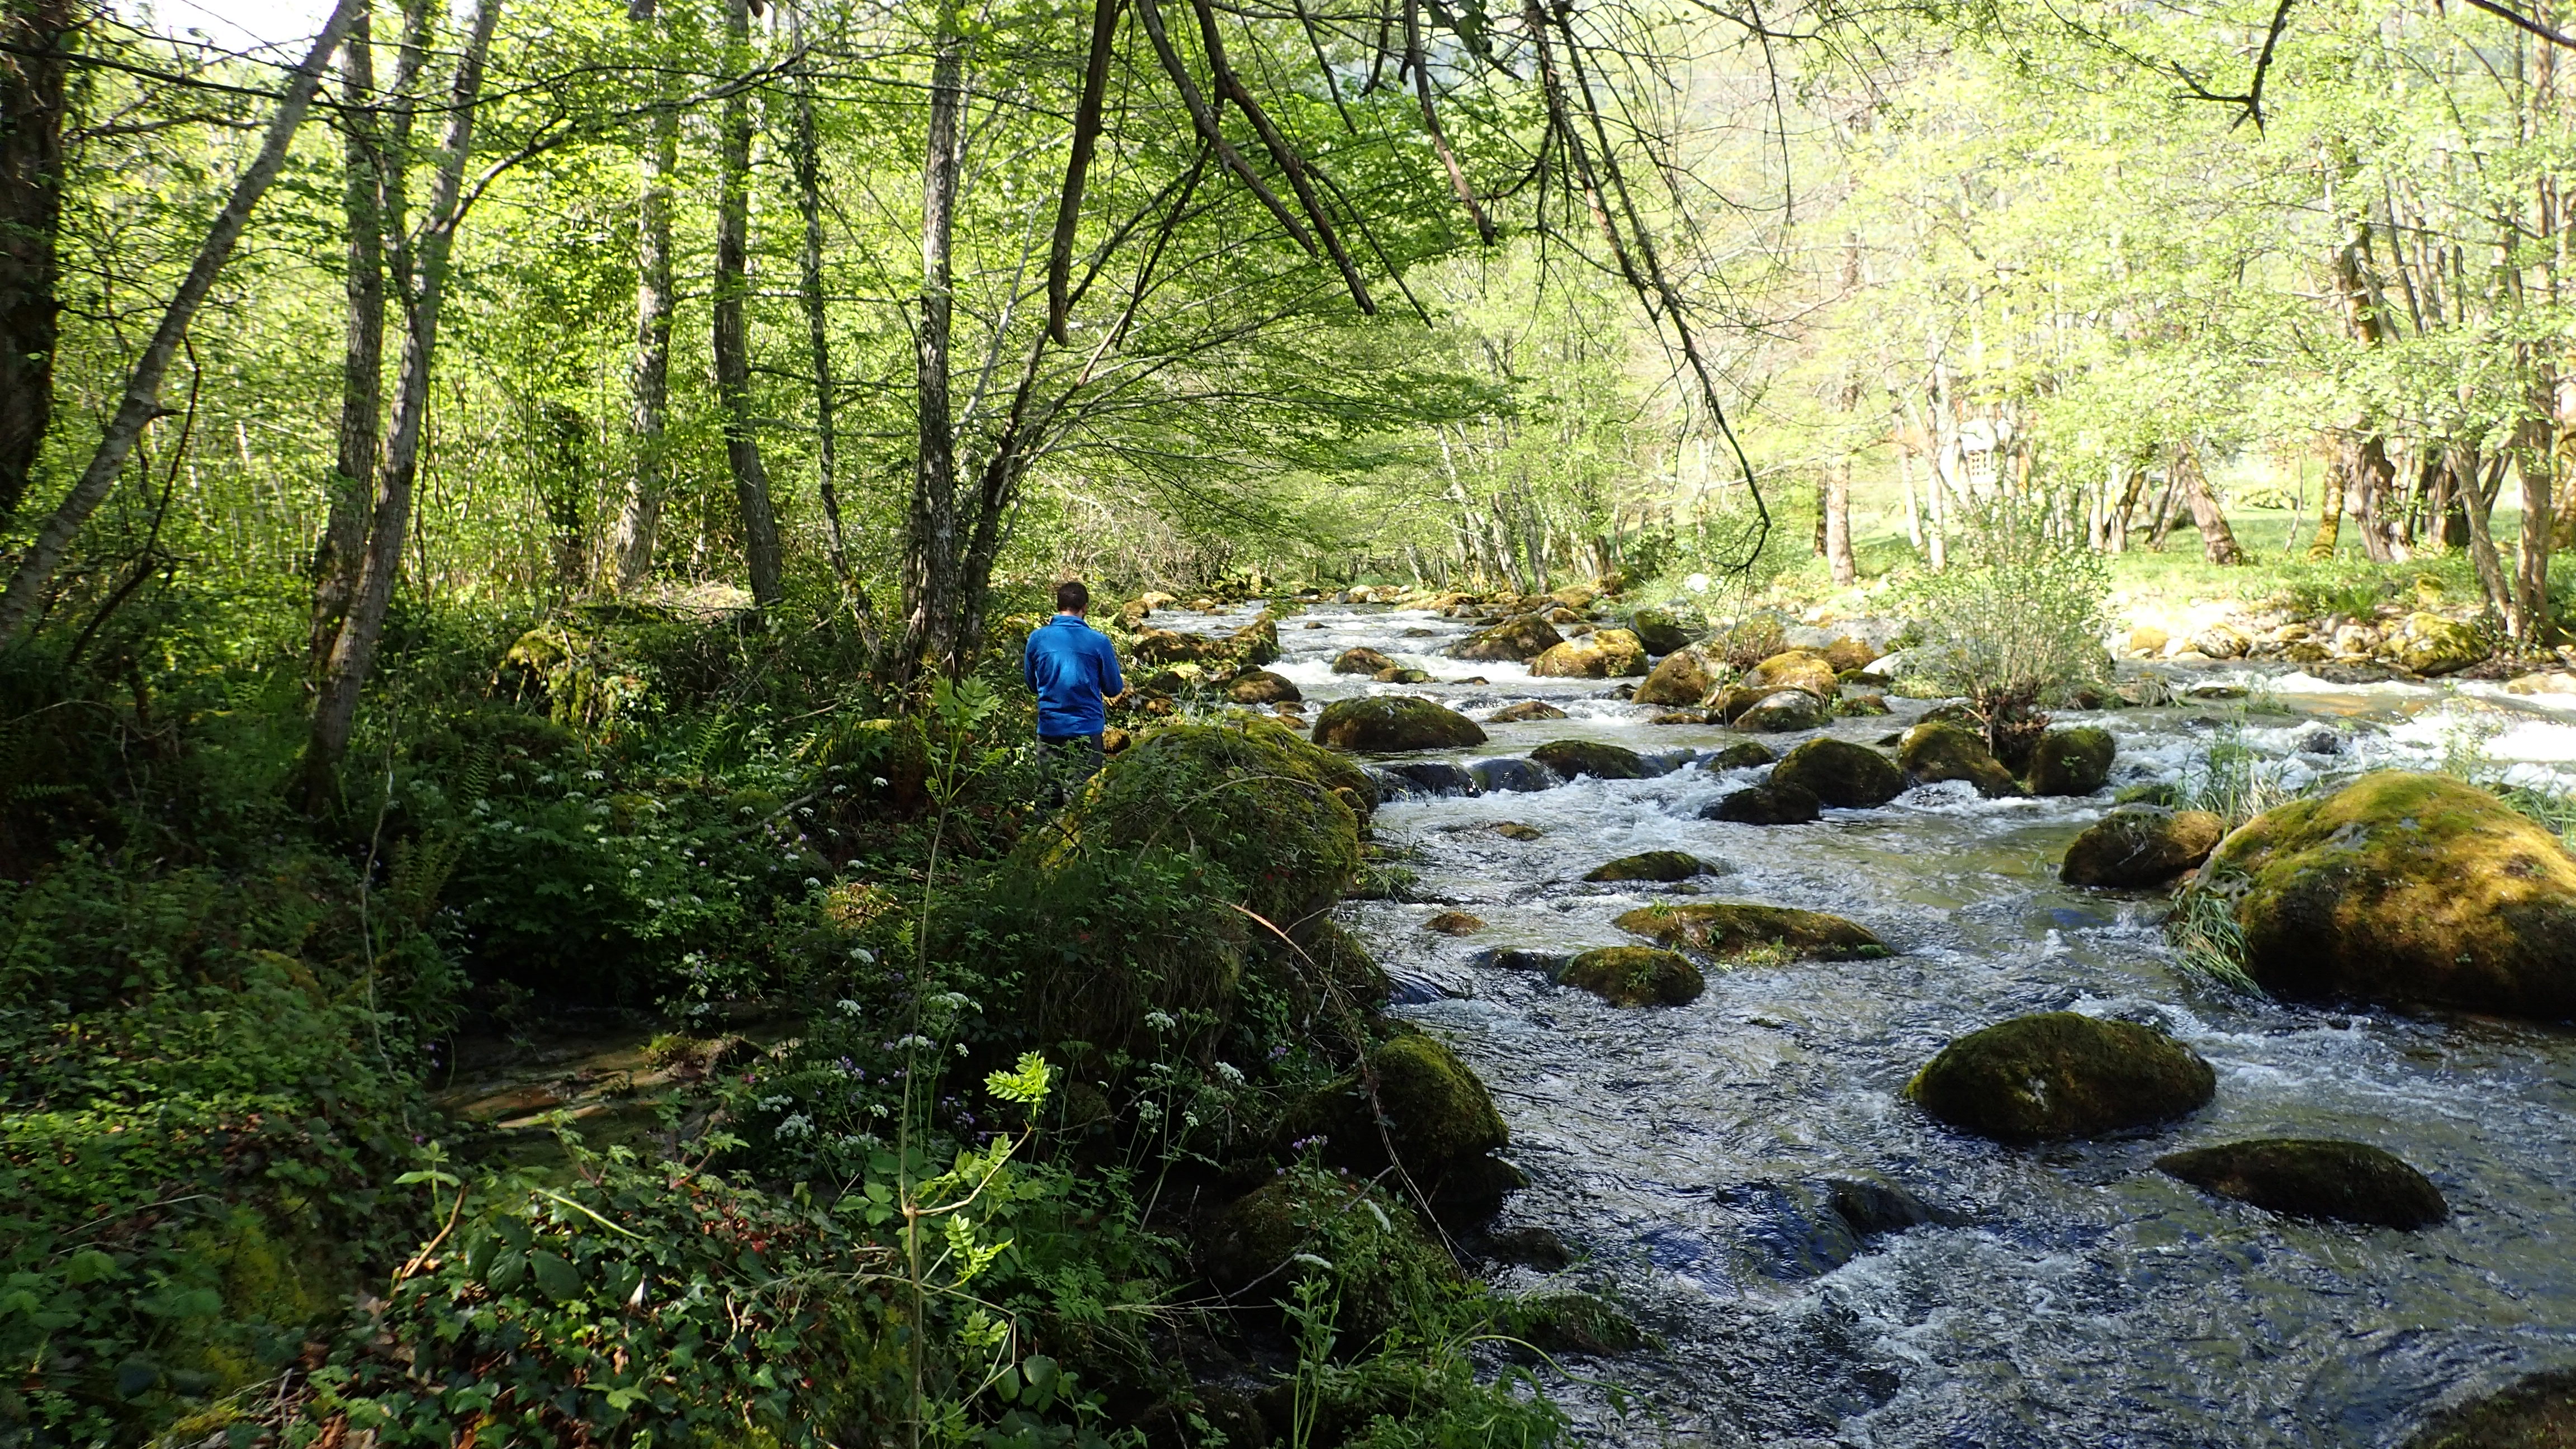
[1530,628,1650,679]
[2156,1138,2447,1229]
[1821,636,1882,673]
[1507,1292,1643,1356]
[1271,916,1392,1017]
[1905,1012,2215,1142]
[1632,646,1715,706]
[1627,609,1693,656]
[1486,700,1568,723]
[1743,650,1839,698]
[1198,1172,1459,1353]
[2391,611,2487,676]
[1613,903,1886,962]
[1734,690,1827,733]
[1560,946,1704,1006]
[1702,781,1821,825]
[2198,770,2576,1019]
[1227,669,1302,704]
[1450,614,1564,662]
[1371,666,1433,684]
[1771,738,1905,808]
[1424,911,1485,935]
[1286,1034,1512,1203]
[1701,740,1777,770]
[1229,614,1282,667]
[1899,720,2021,798]
[1583,850,1717,883]
[2402,1369,2576,1449]
[1530,738,1646,781]
[2026,726,2115,797]
[1332,646,1400,675]
[2061,806,2225,888]
[1311,696,1488,752]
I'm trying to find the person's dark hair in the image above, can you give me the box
[1055,580,1090,614]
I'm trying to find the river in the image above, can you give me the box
[1157,596,2576,1449]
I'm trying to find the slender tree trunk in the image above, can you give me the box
[2515,372,2556,643]
[713,0,783,608]
[0,0,79,528]
[896,6,964,681]
[309,13,383,668]
[2350,434,2402,562]
[789,21,853,595]
[2174,439,2243,565]
[1823,456,1855,584]
[2459,447,2513,622]
[0,0,363,646]
[299,0,500,810]
[1897,444,1922,551]
[609,0,675,593]
[2309,451,2348,560]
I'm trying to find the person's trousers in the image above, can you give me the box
[1038,731,1105,802]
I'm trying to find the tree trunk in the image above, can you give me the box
[309,12,383,668]
[1896,444,1922,551]
[0,0,363,646]
[2515,371,2556,644]
[895,6,964,682]
[0,0,79,528]
[1823,456,1855,584]
[300,0,500,811]
[2350,433,2402,562]
[2174,440,2243,565]
[713,0,783,608]
[2309,451,2348,560]
[789,18,853,596]
[609,0,675,594]
[2458,446,2513,622]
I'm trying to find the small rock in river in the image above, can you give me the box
[1700,740,1778,770]
[1313,695,1488,752]
[1583,850,1718,883]
[1771,737,1905,807]
[1559,946,1704,1006]
[1486,700,1568,723]
[1424,911,1486,935]
[2061,806,2224,888]
[1701,782,1822,825]
[1469,758,1555,793]
[1488,820,1543,840]
[2156,1137,2447,1229]
[1906,1011,2215,1142]
[1529,738,1647,780]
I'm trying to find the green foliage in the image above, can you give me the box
[1897,503,2111,752]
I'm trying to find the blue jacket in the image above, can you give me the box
[1023,615,1124,738]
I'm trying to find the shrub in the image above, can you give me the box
[1897,503,2110,760]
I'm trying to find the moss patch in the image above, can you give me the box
[1285,1034,1509,1194]
[1311,696,1488,753]
[1581,850,1716,883]
[2061,806,2226,888]
[1613,902,1886,962]
[1900,721,2021,798]
[1770,738,1904,808]
[2026,727,2116,797]
[1906,1012,2215,1141]
[1559,946,1705,1006]
[1530,739,1646,781]
[2156,1138,2447,1229]
[2403,1369,2576,1449]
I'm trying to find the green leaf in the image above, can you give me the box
[531,1250,583,1303]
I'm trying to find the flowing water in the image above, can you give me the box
[1164,599,2576,1449]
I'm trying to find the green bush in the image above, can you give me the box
[1897,501,2111,757]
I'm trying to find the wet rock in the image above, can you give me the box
[1286,1034,1512,1200]
[1834,693,1893,717]
[1905,1012,2215,1142]
[1227,668,1303,704]
[2505,670,2576,697]
[1583,850,1719,883]
[1899,720,2021,798]
[1822,636,1883,673]
[1369,666,1430,684]
[1479,1224,1573,1270]
[1614,903,1888,962]
[1733,690,1826,733]
[1702,781,1822,825]
[1290,917,1392,1015]
[1530,628,1650,679]
[1651,709,1717,725]
[2295,727,2345,755]
[1382,761,1480,797]
[1633,645,1716,706]
[1424,911,1485,935]
[1486,699,1568,723]
[1331,645,1400,675]
[2390,611,2487,676]
[1530,738,1647,780]
[1468,758,1556,793]
[1827,1175,1945,1237]
[1627,608,1693,656]
[2401,1367,2576,1449]
[1509,1291,1642,1355]
[2156,1138,2447,1229]
[1771,737,1905,808]
[1481,946,1566,973]
[1312,695,1488,752]
[1487,821,1544,840]
[2061,806,2226,888]
[1199,1174,1457,1353]
[1701,740,1778,770]
[2026,726,2115,797]
[1450,614,1565,662]
[1133,628,1227,666]
[1744,650,1840,697]
[2200,770,2576,1019]
[1550,583,1600,610]
[1229,614,1282,666]
[1559,946,1705,1006]
[2191,623,2252,659]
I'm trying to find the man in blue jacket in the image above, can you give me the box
[1023,579,1124,796]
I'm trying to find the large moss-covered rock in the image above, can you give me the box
[1701,740,1777,770]
[1530,628,1650,679]
[1627,609,1693,656]
[1743,650,1839,698]
[2061,806,2225,888]
[2390,611,2487,676]
[1900,720,2021,798]
[1560,946,1704,1006]
[1332,646,1400,675]
[1632,646,1715,706]
[1530,738,1646,781]
[2199,771,2576,1019]
[1583,850,1717,883]
[1286,1034,1513,1208]
[1905,1012,2215,1141]
[2155,1138,2447,1229]
[1735,690,1827,733]
[2402,1369,2576,1449]
[1613,903,1886,962]
[1772,738,1904,808]
[2026,726,2115,797]
[1450,615,1564,662]
[1198,1172,1459,1352]
[1506,1292,1643,1356]
[1701,781,1821,825]
[1227,669,1302,704]
[1311,696,1488,752]
[1229,614,1282,667]
[1486,700,1568,723]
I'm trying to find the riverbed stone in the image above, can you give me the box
[1530,738,1647,780]
[1507,1291,1642,1356]
[1627,608,1693,656]
[1744,650,1840,698]
[1702,781,1822,825]
[1633,646,1715,706]
[1772,737,1905,808]
[1899,720,2021,797]
[1227,669,1303,704]
[2390,611,2488,675]
[1332,646,1399,675]
[1379,761,1479,798]
[1450,614,1565,662]
[2200,770,2576,1019]
[1312,696,1488,752]
[2025,726,2115,796]
[1583,850,1718,883]
[1286,1033,1511,1196]
[1468,758,1555,793]
[2402,1368,2576,1449]
[1486,699,1569,723]
[1424,911,1486,936]
[1559,946,1705,1006]
[2061,806,2226,888]
[1905,1012,2215,1142]
[1531,628,1650,678]
[1735,690,1829,732]
[1613,903,1887,962]
[1701,741,1778,770]
[2155,1138,2447,1229]
[1488,821,1544,840]
[1199,1174,1456,1352]
[1822,636,1883,674]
